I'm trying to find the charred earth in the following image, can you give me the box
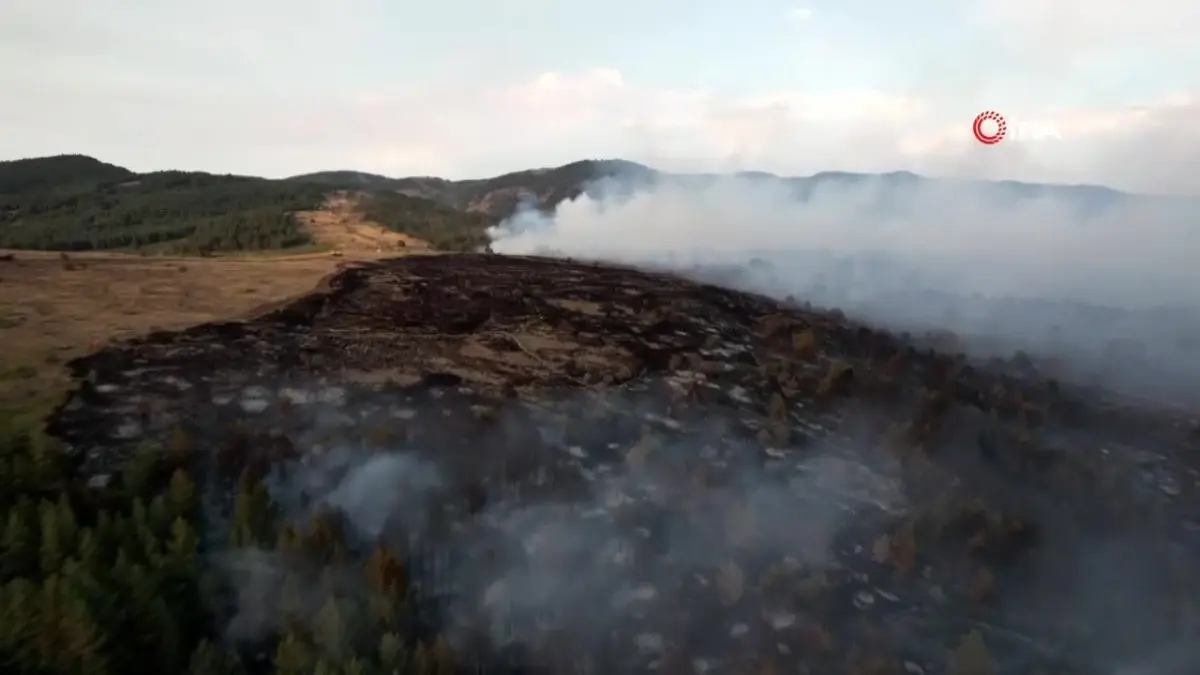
[48,254,1200,675]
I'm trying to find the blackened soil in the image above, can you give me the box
[48,254,1200,675]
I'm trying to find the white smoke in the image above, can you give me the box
[489,173,1200,402]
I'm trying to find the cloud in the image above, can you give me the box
[2,63,1195,193]
[787,7,813,22]
[0,0,1196,192]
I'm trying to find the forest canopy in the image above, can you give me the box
[0,155,497,254]
[0,157,325,253]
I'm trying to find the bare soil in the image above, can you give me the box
[295,191,433,254]
[0,250,369,418]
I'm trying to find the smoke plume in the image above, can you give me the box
[489,173,1200,403]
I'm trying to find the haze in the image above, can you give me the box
[490,173,1200,403]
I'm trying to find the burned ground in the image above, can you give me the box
[47,254,1200,674]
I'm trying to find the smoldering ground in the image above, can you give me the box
[487,173,1200,405]
[210,383,916,671]
[205,371,1200,674]
[479,173,1200,673]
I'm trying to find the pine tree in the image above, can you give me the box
[165,427,193,469]
[38,500,65,574]
[305,509,347,564]
[249,481,278,542]
[55,494,78,550]
[230,478,277,548]
[58,594,109,675]
[148,494,171,536]
[7,453,32,497]
[0,505,37,579]
[379,632,407,673]
[148,595,182,671]
[228,522,254,549]
[35,574,63,668]
[365,546,407,629]
[27,432,65,490]
[275,523,303,555]
[122,441,161,496]
[365,545,406,594]
[948,630,996,675]
[376,629,405,667]
[312,596,349,661]
[273,633,315,675]
[167,468,198,518]
[412,642,434,675]
[0,579,38,667]
[93,511,119,561]
[278,573,307,633]
[430,634,456,675]
[313,660,339,675]
[188,639,244,675]
[75,527,102,568]
[129,504,162,565]
[166,517,198,560]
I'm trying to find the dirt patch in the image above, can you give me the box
[296,191,434,254]
[548,298,604,316]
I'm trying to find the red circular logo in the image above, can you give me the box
[973,111,1007,145]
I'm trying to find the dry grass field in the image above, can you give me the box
[0,193,438,423]
[295,191,433,253]
[0,252,399,424]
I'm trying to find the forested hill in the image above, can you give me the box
[0,156,507,254]
[0,154,135,195]
[0,156,329,253]
[0,155,647,255]
[0,153,1156,255]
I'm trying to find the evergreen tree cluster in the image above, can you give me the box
[0,167,322,253]
[357,193,497,253]
[0,418,459,675]
[0,155,515,254]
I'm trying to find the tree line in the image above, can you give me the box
[0,169,324,253]
[358,192,496,253]
[0,415,459,675]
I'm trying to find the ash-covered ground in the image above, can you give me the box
[48,254,1200,674]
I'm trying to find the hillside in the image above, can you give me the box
[0,157,327,253]
[18,253,1197,674]
[0,157,498,254]
[0,154,135,195]
[0,153,1179,257]
[291,159,653,219]
[0,154,1197,674]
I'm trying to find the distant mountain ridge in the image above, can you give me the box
[289,160,1148,219]
[0,153,1186,254]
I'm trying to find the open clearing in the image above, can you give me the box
[295,191,433,253]
[0,194,437,419]
[0,250,384,419]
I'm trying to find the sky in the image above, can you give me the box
[1,0,1198,192]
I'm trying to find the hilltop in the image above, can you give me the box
[30,253,1200,674]
[0,153,1163,257]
